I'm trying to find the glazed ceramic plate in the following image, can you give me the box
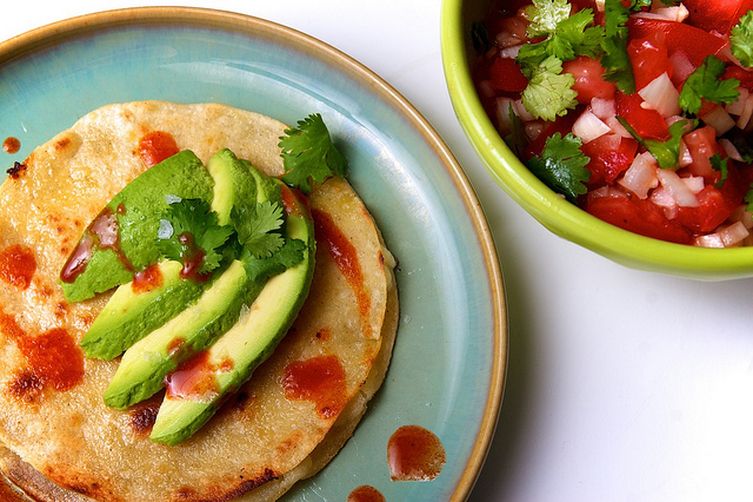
[0,8,506,501]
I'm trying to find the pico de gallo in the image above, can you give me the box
[472,0,753,247]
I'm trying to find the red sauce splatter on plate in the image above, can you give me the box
[138,131,179,167]
[311,209,371,336]
[0,245,36,290]
[282,355,346,419]
[347,485,385,502]
[0,312,84,395]
[2,136,20,154]
[132,263,163,294]
[165,351,219,401]
[387,425,446,481]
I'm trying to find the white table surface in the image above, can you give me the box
[4,2,753,501]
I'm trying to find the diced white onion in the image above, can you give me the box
[636,4,689,22]
[607,116,632,138]
[657,169,700,207]
[495,97,515,133]
[525,121,546,141]
[639,73,681,117]
[595,0,605,12]
[726,87,750,116]
[694,233,725,248]
[737,94,753,129]
[591,98,616,120]
[720,138,744,162]
[702,107,736,135]
[669,51,695,85]
[678,141,693,167]
[730,205,753,229]
[512,99,535,122]
[650,186,676,207]
[721,222,750,246]
[682,176,705,194]
[590,186,626,199]
[618,152,659,199]
[499,44,523,59]
[573,110,612,143]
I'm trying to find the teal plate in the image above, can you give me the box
[0,8,506,501]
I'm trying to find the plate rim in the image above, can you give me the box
[0,7,508,500]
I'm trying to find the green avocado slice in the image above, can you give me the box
[103,259,249,409]
[60,151,213,302]
[150,186,315,445]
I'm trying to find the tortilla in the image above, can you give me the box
[0,102,398,501]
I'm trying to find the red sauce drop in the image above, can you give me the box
[282,355,347,419]
[2,136,20,154]
[132,263,163,294]
[280,185,310,216]
[167,337,185,357]
[116,203,127,215]
[311,209,371,337]
[165,351,220,401]
[60,234,93,283]
[6,161,27,179]
[387,425,446,481]
[138,131,179,167]
[0,245,36,290]
[348,485,385,502]
[178,233,211,282]
[0,312,84,394]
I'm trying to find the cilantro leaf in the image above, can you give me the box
[241,238,307,283]
[525,0,571,37]
[746,185,753,213]
[710,154,729,188]
[279,114,347,193]
[505,105,527,157]
[232,200,285,259]
[157,199,234,274]
[631,0,653,10]
[679,56,741,115]
[732,10,753,68]
[617,117,694,169]
[600,0,635,93]
[527,132,591,201]
[522,56,579,121]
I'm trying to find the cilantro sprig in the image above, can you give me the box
[157,199,234,274]
[731,10,753,68]
[525,0,572,37]
[522,56,579,121]
[279,114,347,193]
[232,201,285,259]
[617,117,694,169]
[241,238,307,283]
[527,132,591,201]
[600,0,635,93]
[679,56,741,115]
[710,154,729,188]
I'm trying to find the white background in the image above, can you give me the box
[3,2,753,501]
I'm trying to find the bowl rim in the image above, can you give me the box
[0,6,508,501]
[440,0,753,279]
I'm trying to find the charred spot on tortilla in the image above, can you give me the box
[5,161,26,179]
[0,102,398,501]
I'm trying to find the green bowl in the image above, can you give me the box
[441,0,753,280]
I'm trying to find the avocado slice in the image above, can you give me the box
[79,261,205,360]
[61,151,213,302]
[150,186,315,445]
[103,259,249,409]
[206,149,258,225]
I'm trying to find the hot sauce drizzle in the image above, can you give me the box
[311,209,371,336]
[2,137,20,154]
[387,425,446,482]
[132,263,163,294]
[347,485,386,502]
[138,131,179,167]
[0,312,84,396]
[282,355,347,419]
[178,233,211,282]
[0,245,36,290]
[165,351,220,401]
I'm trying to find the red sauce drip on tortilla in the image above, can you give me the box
[280,185,310,216]
[132,263,163,294]
[0,245,36,290]
[282,355,346,419]
[348,485,386,502]
[138,131,179,167]
[177,233,211,282]
[311,209,371,336]
[2,136,20,154]
[165,351,220,400]
[387,425,446,481]
[6,161,27,179]
[0,312,84,393]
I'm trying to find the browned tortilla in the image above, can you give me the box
[0,102,398,501]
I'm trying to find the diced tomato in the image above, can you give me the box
[684,126,722,180]
[724,66,753,91]
[490,14,529,48]
[585,192,692,244]
[615,92,670,140]
[582,136,639,186]
[563,56,617,104]
[628,18,727,67]
[489,58,528,93]
[682,0,753,34]
[524,112,579,158]
[628,32,670,91]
